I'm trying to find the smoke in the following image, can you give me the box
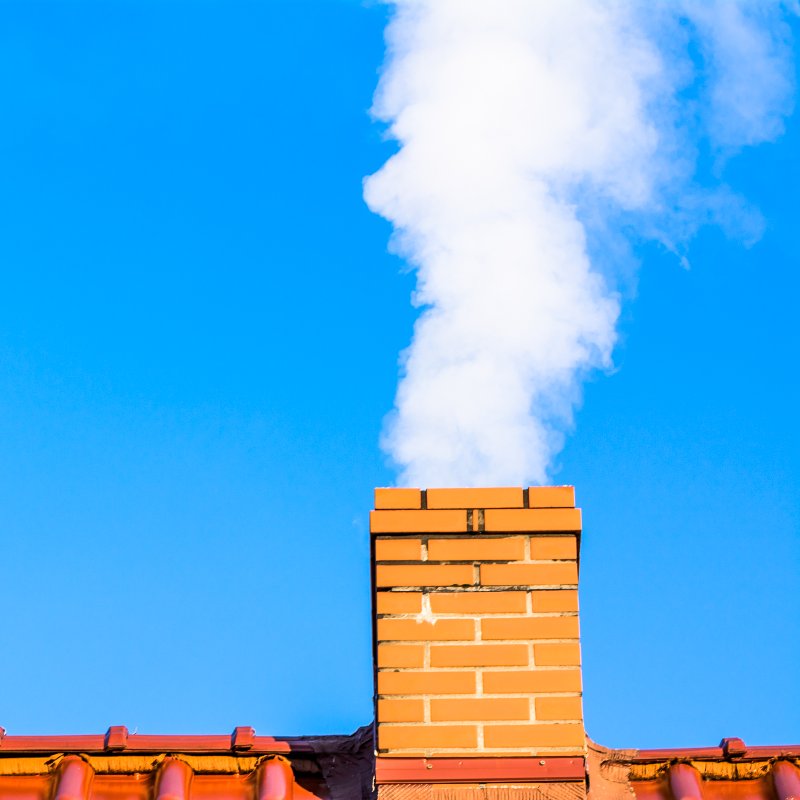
[364,0,796,487]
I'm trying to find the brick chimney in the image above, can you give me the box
[370,487,585,795]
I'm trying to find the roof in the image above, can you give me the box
[0,726,374,800]
[3,729,800,800]
[588,738,800,800]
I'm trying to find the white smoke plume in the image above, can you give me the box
[364,1,796,487]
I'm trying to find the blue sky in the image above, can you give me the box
[0,1,797,748]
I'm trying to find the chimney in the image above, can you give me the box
[370,487,585,795]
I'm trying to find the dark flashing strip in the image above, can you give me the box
[375,756,585,784]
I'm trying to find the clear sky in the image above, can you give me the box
[0,1,798,748]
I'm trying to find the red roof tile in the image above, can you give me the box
[0,726,373,800]
[588,738,800,800]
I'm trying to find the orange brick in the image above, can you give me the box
[377,644,425,668]
[377,564,474,588]
[482,561,578,586]
[530,535,578,560]
[430,697,530,722]
[483,723,584,748]
[375,488,422,509]
[482,669,582,693]
[427,537,525,562]
[375,538,423,561]
[377,618,475,642]
[371,510,466,534]
[429,592,527,614]
[535,696,583,721]
[484,508,581,532]
[378,698,425,722]
[378,725,478,750]
[427,488,524,509]
[376,592,423,615]
[527,487,575,508]
[430,644,529,667]
[480,563,578,587]
[481,616,579,640]
[534,643,582,667]
[378,670,476,695]
[532,590,579,613]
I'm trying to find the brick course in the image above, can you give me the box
[377,644,425,668]
[371,509,466,533]
[377,671,476,695]
[430,698,530,722]
[377,698,426,722]
[534,643,582,667]
[484,508,581,532]
[426,487,524,509]
[377,618,475,641]
[483,723,584,749]
[376,564,475,588]
[535,696,583,721]
[378,725,478,750]
[482,669,582,694]
[428,591,527,614]
[375,538,423,561]
[481,616,580,640]
[375,488,423,509]
[430,643,530,668]
[527,486,575,508]
[376,592,423,615]
[531,535,579,560]
[427,536,526,562]
[480,562,578,587]
[532,590,579,613]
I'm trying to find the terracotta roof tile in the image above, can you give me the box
[588,738,800,800]
[0,726,374,800]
